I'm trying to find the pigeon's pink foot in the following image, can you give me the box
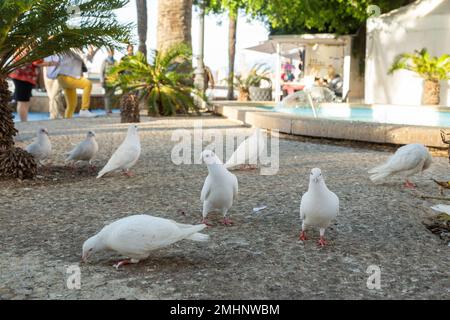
[317,237,327,247]
[123,170,133,177]
[88,165,96,173]
[241,164,257,171]
[200,218,213,227]
[113,259,132,269]
[299,231,308,241]
[404,180,417,188]
[222,217,234,226]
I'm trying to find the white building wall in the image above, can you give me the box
[365,0,450,106]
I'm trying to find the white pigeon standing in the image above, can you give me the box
[97,124,140,178]
[299,168,339,247]
[82,214,209,269]
[25,128,52,164]
[65,131,98,170]
[368,143,432,188]
[225,128,265,170]
[201,150,238,226]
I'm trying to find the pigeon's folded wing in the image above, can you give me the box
[26,142,45,159]
[200,175,211,202]
[106,220,179,255]
[232,174,238,199]
[106,144,139,169]
[385,149,425,173]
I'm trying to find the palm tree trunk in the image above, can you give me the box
[0,76,16,151]
[423,79,440,105]
[136,0,148,57]
[157,0,192,52]
[227,11,237,100]
[0,76,37,179]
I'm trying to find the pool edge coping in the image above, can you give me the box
[213,104,449,148]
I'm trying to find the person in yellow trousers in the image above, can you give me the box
[56,52,97,118]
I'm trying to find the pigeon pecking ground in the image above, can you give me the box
[0,114,449,299]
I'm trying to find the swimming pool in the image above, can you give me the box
[13,109,120,122]
[259,104,450,128]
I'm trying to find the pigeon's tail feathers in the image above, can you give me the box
[224,161,235,169]
[431,204,450,215]
[176,222,206,232]
[64,152,74,162]
[186,232,210,242]
[176,223,208,241]
[96,166,109,179]
[368,162,390,174]
[369,170,391,183]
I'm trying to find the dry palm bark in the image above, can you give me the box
[157,0,192,52]
[120,93,140,123]
[0,77,37,179]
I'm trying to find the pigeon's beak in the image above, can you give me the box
[313,177,319,183]
[81,253,89,263]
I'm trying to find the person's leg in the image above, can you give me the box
[56,91,66,117]
[17,101,30,122]
[43,68,57,119]
[62,76,92,110]
[13,79,32,122]
[63,88,77,118]
[104,87,114,113]
[58,75,78,118]
[46,79,60,119]
[78,77,92,111]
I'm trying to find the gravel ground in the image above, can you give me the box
[0,114,449,300]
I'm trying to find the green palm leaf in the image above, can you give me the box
[108,43,200,116]
[389,48,450,81]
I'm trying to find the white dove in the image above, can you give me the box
[430,204,450,217]
[299,168,339,247]
[65,131,98,170]
[25,128,52,164]
[200,150,238,226]
[97,124,140,178]
[225,128,265,170]
[82,214,209,269]
[368,143,432,188]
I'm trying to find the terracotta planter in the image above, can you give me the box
[423,79,440,105]
[238,89,249,102]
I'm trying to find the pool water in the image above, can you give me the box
[259,105,450,127]
[13,109,120,122]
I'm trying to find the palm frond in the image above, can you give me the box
[389,48,450,81]
[108,43,200,116]
[0,0,132,76]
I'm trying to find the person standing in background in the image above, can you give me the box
[125,44,134,59]
[56,52,96,118]
[43,54,65,119]
[9,59,57,122]
[100,48,117,114]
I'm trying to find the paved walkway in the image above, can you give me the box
[0,115,449,299]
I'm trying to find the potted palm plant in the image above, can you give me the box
[389,48,450,105]
[107,44,200,117]
[0,0,131,179]
[234,64,272,102]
